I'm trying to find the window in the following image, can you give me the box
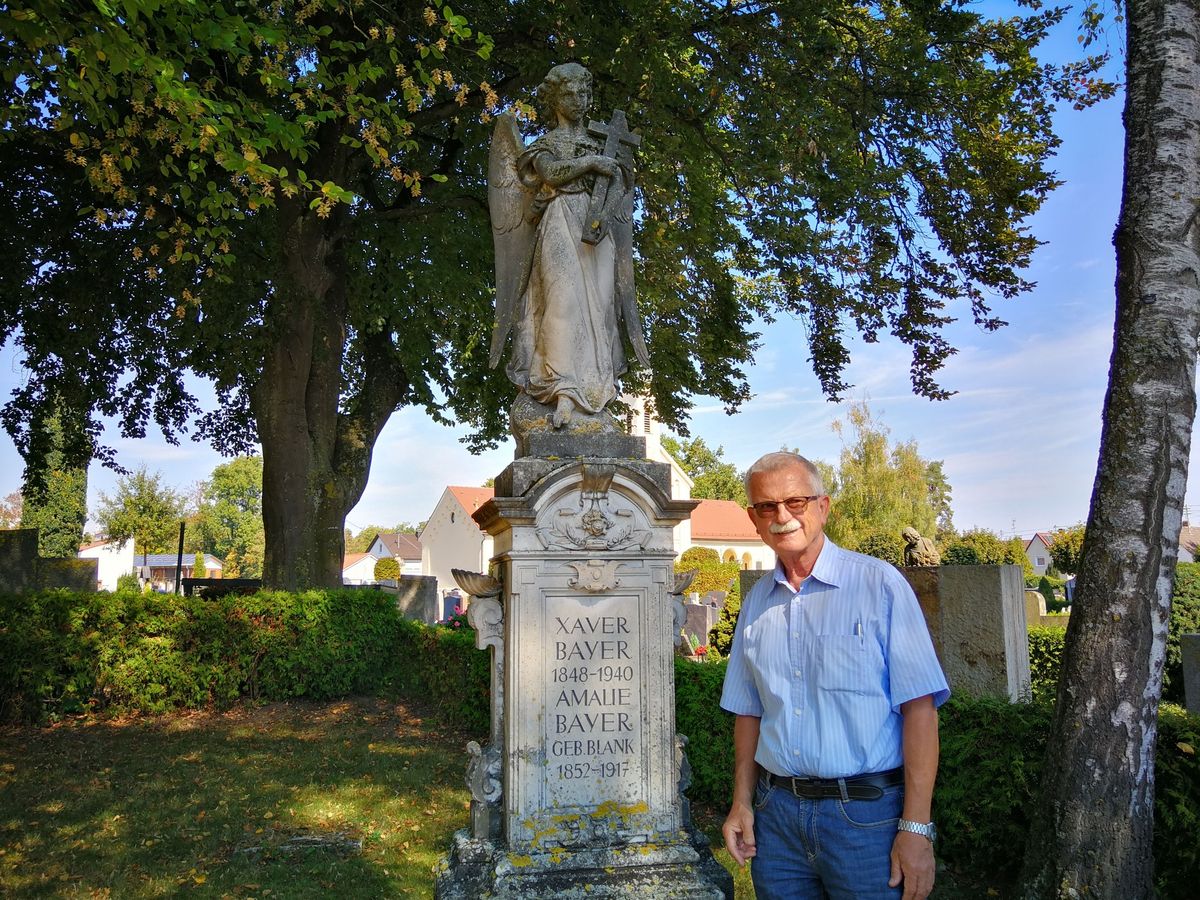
[1037,556,1046,566]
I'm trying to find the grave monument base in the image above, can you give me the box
[435,826,732,899]
[433,437,731,899]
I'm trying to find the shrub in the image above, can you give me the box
[1028,626,1065,703]
[852,527,905,567]
[935,695,1052,888]
[673,655,733,806]
[1167,564,1200,703]
[374,556,400,582]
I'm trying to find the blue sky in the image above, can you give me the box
[3,9,1180,542]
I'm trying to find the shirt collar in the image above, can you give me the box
[771,535,843,590]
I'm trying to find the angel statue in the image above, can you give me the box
[488,63,650,448]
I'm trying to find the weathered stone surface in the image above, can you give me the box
[488,63,650,452]
[436,456,729,898]
[394,574,438,623]
[435,827,731,899]
[0,528,97,593]
[902,564,1031,701]
[1182,633,1200,716]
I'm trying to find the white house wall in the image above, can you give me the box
[421,491,495,599]
[78,540,135,591]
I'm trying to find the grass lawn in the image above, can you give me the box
[2,698,983,898]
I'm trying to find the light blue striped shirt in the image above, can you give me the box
[720,538,950,779]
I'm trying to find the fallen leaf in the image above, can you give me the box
[1178,741,1195,756]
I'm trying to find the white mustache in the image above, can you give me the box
[769,520,801,535]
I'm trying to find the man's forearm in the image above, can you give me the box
[898,695,938,822]
[731,714,762,808]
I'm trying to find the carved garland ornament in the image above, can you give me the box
[536,464,652,551]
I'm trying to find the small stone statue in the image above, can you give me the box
[488,63,650,442]
[902,527,940,567]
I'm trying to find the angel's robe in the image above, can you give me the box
[508,129,628,415]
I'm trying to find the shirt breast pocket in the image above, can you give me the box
[816,635,882,694]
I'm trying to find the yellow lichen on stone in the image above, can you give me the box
[593,799,649,818]
[508,853,534,868]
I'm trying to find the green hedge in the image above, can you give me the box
[0,588,483,723]
[1028,625,1065,702]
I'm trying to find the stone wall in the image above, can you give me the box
[0,528,97,593]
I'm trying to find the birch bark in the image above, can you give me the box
[1021,0,1200,895]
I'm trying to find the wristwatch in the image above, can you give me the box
[897,818,937,843]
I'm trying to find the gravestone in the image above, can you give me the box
[0,528,97,592]
[1182,633,1200,716]
[393,574,438,624]
[903,564,1031,701]
[682,594,723,650]
[435,435,731,899]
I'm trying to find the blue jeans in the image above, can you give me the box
[750,774,903,900]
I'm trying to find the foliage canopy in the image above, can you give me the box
[0,0,1110,587]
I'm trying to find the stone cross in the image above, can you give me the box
[582,109,641,245]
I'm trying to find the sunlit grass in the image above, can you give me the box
[0,697,474,898]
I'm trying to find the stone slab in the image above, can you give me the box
[902,564,1030,701]
[0,528,98,593]
[394,574,438,623]
[525,432,647,461]
[435,828,731,899]
[1182,633,1200,716]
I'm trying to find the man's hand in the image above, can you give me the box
[889,830,935,899]
[721,802,757,866]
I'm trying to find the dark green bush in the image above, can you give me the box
[852,528,905,567]
[392,617,490,734]
[673,656,733,806]
[1167,564,1200,703]
[0,588,417,720]
[935,695,1051,889]
[1028,626,1065,703]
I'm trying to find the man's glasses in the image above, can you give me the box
[748,495,821,518]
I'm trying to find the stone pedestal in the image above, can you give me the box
[435,438,731,899]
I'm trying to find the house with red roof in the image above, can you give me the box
[1025,532,1054,575]
[342,551,379,585]
[420,485,498,601]
[689,498,772,570]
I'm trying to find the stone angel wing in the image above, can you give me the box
[487,113,535,369]
[613,179,651,369]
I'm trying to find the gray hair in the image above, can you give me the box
[743,451,826,499]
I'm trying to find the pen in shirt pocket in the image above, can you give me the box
[854,618,864,642]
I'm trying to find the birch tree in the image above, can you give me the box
[1021,0,1200,894]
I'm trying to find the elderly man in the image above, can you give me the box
[721,451,949,900]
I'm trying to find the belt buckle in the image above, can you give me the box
[786,776,807,798]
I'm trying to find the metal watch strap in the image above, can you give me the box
[897,818,937,843]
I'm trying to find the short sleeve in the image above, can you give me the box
[720,582,765,717]
[884,574,951,712]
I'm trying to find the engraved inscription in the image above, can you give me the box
[544,595,641,807]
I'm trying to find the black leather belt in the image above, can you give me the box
[767,767,904,801]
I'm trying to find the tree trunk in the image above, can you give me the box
[1020,1,1200,896]
[254,209,411,590]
